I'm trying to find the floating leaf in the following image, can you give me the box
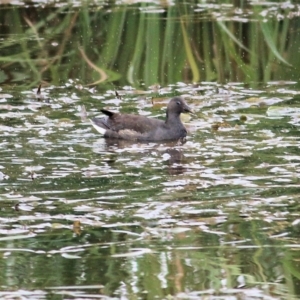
[267,106,300,117]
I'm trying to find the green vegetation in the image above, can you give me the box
[1,2,300,299]
[0,1,299,88]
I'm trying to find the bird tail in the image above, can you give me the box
[89,119,106,136]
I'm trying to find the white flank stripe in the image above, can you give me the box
[89,119,106,136]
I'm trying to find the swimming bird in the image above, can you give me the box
[90,96,192,141]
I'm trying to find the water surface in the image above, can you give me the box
[1,1,300,299]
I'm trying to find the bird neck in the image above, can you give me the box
[165,112,182,126]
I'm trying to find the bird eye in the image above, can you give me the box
[176,101,181,105]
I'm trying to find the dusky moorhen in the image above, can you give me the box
[90,96,192,141]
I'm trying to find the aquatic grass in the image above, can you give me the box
[144,13,161,86]
[212,22,226,83]
[99,9,127,68]
[0,2,297,87]
[118,10,139,78]
[260,21,291,67]
[260,20,291,82]
[215,16,293,82]
[181,17,200,83]
[11,9,42,85]
[217,21,250,53]
[278,16,290,56]
[284,19,300,82]
[221,27,255,82]
[127,8,146,84]
[161,7,176,85]
[79,47,108,85]
[202,21,217,81]
[79,7,93,46]
[0,5,76,87]
[47,12,79,85]
[249,20,260,82]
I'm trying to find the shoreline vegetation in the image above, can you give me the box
[0,1,299,88]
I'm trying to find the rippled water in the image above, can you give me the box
[0,81,300,299]
[2,0,300,298]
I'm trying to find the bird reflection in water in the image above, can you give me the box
[100,138,187,175]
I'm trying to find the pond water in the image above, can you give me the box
[1,1,300,299]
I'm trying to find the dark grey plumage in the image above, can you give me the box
[90,97,192,141]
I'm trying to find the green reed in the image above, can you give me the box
[0,1,298,88]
